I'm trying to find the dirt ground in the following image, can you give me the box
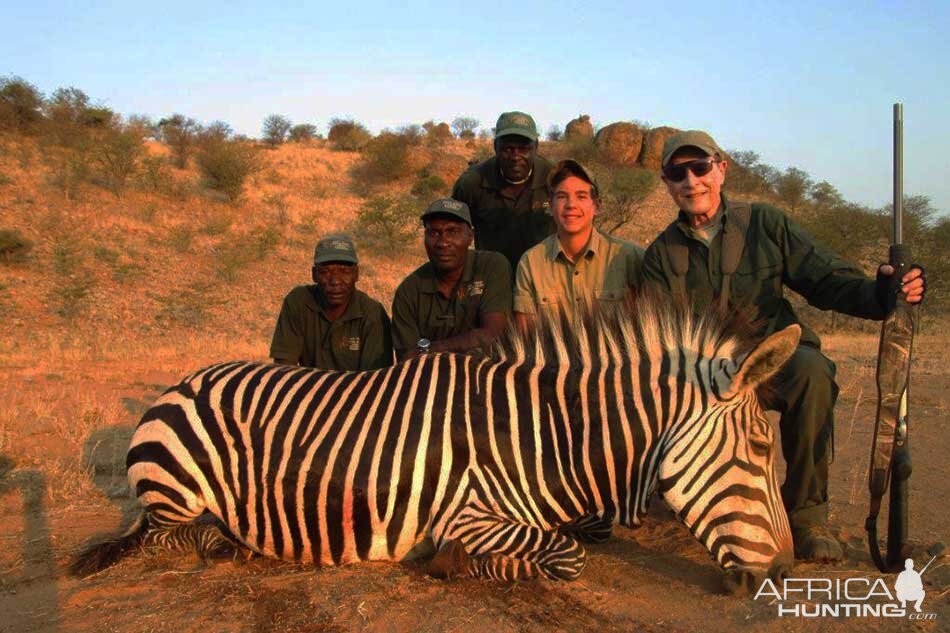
[0,332,948,633]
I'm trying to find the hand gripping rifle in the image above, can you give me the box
[866,103,919,572]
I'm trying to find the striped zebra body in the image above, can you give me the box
[76,303,796,587]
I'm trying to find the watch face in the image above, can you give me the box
[417,338,431,351]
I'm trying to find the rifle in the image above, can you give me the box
[865,103,918,572]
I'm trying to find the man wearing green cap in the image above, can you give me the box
[391,198,512,360]
[642,130,927,562]
[514,159,642,329]
[270,234,393,371]
[451,111,555,272]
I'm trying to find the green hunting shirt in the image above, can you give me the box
[391,250,512,357]
[514,229,644,325]
[451,156,555,271]
[641,196,887,348]
[269,286,393,371]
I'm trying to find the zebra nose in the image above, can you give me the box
[769,552,794,582]
[722,568,763,596]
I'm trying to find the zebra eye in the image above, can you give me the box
[749,436,770,455]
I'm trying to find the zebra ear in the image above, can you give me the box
[722,325,801,399]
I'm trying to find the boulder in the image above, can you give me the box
[565,115,594,140]
[638,126,680,170]
[594,122,644,165]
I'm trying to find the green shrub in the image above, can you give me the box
[167,225,193,253]
[423,121,453,147]
[49,235,95,318]
[92,125,144,197]
[158,114,199,168]
[353,131,416,188]
[327,118,371,151]
[136,155,174,195]
[596,167,658,233]
[289,123,318,142]
[411,171,448,199]
[153,283,218,329]
[93,245,120,264]
[0,229,33,263]
[451,117,479,139]
[354,196,418,252]
[196,138,262,203]
[0,76,44,133]
[215,225,282,281]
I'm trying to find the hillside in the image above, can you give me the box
[0,135,680,366]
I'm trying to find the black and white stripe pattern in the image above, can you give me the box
[76,301,795,582]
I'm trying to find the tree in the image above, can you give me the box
[203,120,233,143]
[774,167,812,211]
[158,114,199,168]
[597,167,658,233]
[262,114,292,146]
[327,118,371,151]
[546,125,563,142]
[809,180,845,210]
[289,123,318,142]
[0,75,44,132]
[451,116,479,140]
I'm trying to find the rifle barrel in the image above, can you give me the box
[894,103,903,245]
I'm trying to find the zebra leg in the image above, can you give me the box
[432,512,587,581]
[143,522,240,562]
[558,514,614,544]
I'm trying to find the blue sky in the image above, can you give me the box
[4,1,949,215]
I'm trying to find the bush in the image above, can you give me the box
[153,283,218,329]
[355,196,418,252]
[49,235,95,319]
[215,225,282,281]
[597,167,658,233]
[411,171,448,199]
[158,114,199,168]
[262,114,292,146]
[136,155,174,195]
[0,76,44,133]
[546,125,563,142]
[167,225,193,253]
[353,131,416,187]
[289,123,318,142]
[0,229,33,263]
[327,118,371,151]
[423,120,453,147]
[92,125,144,197]
[196,138,262,203]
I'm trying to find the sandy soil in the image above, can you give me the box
[0,333,947,633]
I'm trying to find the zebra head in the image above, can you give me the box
[658,324,798,595]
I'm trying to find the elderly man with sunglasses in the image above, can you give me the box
[642,130,926,563]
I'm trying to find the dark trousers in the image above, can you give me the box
[768,344,839,529]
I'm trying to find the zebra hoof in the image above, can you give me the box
[722,568,763,596]
[427,540,471,580]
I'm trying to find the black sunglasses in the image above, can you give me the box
[663,156,719,182]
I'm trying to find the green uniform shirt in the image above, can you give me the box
[641,196,887,348]
[451,156,555,271]
[514,229,644,325]
[269,286,393,371]
[391,250,512,357]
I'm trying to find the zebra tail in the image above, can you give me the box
[69,513,150,577]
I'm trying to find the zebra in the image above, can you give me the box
[72,300,796,592]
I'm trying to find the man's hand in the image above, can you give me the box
[877,264,926,305]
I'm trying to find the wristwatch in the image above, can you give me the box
[417,338,431,353]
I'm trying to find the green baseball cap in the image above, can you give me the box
[313,233,358,265]
[494,111,539,141]
[420,198,472,225]
[661,130,724,167]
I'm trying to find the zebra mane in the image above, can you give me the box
[491,290,763,370]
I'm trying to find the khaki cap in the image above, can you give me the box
[661,130,724,167]
[420,198,472,225]
[547,158,600,197]
[313,233,358,265]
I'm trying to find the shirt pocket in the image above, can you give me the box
[732,262,781,303]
